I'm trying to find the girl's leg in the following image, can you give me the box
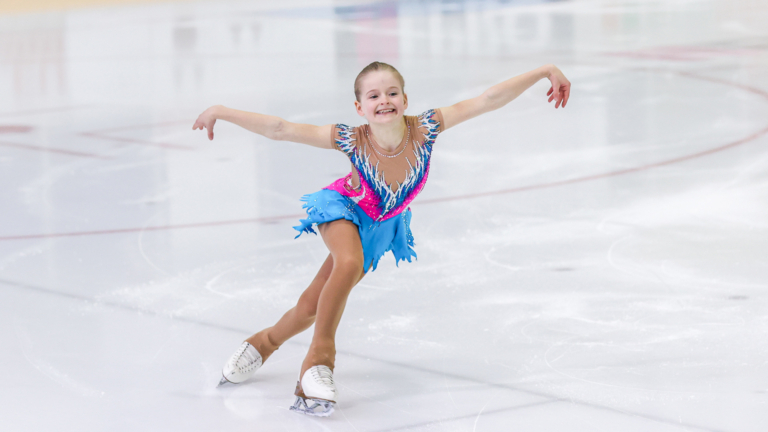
[300,219,366,376]
[244,253,333,362]
[245,242,366,363]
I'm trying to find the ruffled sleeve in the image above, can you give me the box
[417,109,444,146]
[330,124,357,158]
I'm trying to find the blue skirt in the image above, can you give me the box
[292,189,417,273]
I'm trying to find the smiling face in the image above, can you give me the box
[354,70,408,125]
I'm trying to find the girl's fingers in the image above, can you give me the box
[562,87,570,107]
[547,86,553,96]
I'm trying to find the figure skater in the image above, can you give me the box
[192,61,570,416]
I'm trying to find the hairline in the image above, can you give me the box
[354,61,405,102]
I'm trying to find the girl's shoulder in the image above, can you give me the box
[330,123,357,155]
[409,109,445,141]
[331,109,444,154]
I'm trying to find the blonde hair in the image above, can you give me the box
[354,61,405,101]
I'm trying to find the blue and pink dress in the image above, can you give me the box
[293,109,444,273]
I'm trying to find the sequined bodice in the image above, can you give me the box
[326,109,442,222]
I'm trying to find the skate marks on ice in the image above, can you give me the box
[3,1,768,431]
[3,63,767,245]
[0,276,725,432]
[12,316,105,398]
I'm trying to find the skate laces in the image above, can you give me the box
[230,342,261,373]
[310,366,335,388]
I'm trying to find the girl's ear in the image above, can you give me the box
[354,100,365,117]
[403,93,408,111]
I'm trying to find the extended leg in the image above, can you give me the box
[246,250,368,363]
[245,253,334,362]
[222,231,366,388]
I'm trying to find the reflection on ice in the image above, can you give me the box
[1,0,768,431]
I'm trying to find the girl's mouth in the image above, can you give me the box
[376,108,396,115]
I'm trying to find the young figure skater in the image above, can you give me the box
[193,62,570,416]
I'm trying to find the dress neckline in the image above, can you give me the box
[364,118,409,158]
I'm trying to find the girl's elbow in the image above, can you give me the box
[480,91,502,112]
[481,89,496,104]
[267,119,286,141]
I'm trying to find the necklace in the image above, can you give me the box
[365,122,409,159]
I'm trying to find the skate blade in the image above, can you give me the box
[217,376,232,387]
[289,396,335,417]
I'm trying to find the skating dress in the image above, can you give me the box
[293,109,444,273]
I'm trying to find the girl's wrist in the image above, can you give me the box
[540,64,555,79]
[212,104,226,120]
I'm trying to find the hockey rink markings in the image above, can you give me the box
[418,64,768,204]
[0,140,111,159]
[2,117,766,240]
[606,45,766,62]
[369,400,558,432]
[0,276,726,432]
[0,214,304,241]
[0,104,95,118]
[1,64,765,242]
[0,109,191,159]
[79,120,195,151]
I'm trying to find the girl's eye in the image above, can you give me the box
[390,93,398,96]
[370,95,377,99]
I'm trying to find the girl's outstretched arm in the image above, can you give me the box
[439,64,570,132]
[192,105,333,149]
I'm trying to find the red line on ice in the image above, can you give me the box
[2,69,767,241]
[0,215,302,241]
[0,105,94,118]
[79,132,196,151]
[0,141,111,159]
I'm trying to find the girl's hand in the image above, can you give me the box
[192,105,221,140]
[545,65,571,109]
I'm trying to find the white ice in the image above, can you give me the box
[1,0,767,431]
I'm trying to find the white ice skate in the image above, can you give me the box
[289,365,337,417]
[218,342,262,386]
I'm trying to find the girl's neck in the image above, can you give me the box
[367,117,406,152]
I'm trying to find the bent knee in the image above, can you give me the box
[333,255,364,275]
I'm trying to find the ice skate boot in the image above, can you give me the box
[289,365,337,417]
[218,342,262,386]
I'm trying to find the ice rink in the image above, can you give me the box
[1,0,767,430]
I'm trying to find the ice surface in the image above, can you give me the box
[1,0,767,431]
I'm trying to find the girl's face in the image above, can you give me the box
[354,71,408,125]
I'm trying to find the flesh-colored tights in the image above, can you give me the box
[245,219,367,378]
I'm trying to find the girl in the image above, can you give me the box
[192,62,570,417]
